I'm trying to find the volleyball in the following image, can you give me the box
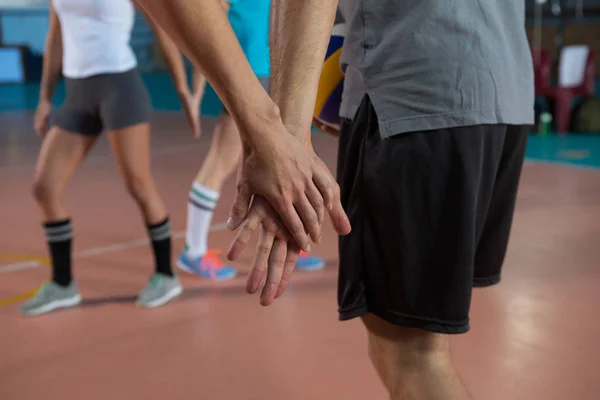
[313,23,346,136]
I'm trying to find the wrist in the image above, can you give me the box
[38,97,52,106]
[230,90,283,144]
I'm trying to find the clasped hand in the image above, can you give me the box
[225,123,350,306]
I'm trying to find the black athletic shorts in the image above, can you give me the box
[337,95,528,334]
[52,68,151,136]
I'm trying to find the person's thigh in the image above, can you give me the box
[337,95,508,334]
[51,76,103,136]
[106,122,152,184]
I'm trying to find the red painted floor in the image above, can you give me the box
[0,111,599,399]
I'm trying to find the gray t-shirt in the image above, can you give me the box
[338,0,535,138]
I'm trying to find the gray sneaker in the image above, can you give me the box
[137,273,182,308]
[20,281,81,316]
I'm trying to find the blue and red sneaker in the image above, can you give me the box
[177,249,237,281]
[295,251,325,271]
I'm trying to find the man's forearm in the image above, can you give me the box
[270,0,339,142]
[135,0,279,145]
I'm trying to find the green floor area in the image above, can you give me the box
[526,134,600,169]
[2,72,600,169]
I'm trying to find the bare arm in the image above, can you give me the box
[140,7,189,95]
[270,0,340,143]
[39,2,63,103]
[188,0,232,102]
[134,0,279,147]
[135,0,350,255]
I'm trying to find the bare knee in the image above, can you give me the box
[363,314,471,399]
[362,314,451,381]
[123,173,155,204]
[32,178,58,206]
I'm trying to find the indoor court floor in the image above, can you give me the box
[1,108,600,400]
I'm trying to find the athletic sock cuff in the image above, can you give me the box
[147,217,171,242]
[43,219,72,242]
[189,182,219,211]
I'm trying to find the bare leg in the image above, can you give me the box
[362,314,472,400]
[180,112,241,277]
[30,127,96,290]
[108,122,175,281]
[32,128,97,221]
[107,122,167,224]
[195,112,242,190]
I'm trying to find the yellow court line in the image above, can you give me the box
[0,253,49,308]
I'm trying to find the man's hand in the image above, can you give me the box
[134,0,350,252]
[34,100,52,137]
[227,119,350,253]
[227,196,301,306]
[179,90,202,138]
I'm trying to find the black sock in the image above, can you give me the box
[43,219,73,287]
[147,217,173,277]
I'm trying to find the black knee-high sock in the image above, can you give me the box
[43,219,73,287]
[147,217,173,277]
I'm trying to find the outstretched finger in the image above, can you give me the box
[294,194,321,244]
[305,183,325,237]
[275,243,300,299]
[227,182,252,230]
[246,227,274,294]
[261,238,287,306]
[227,207,262,261]
[273,199,311,253]
[312,164,335,211]
[327,183,351,236]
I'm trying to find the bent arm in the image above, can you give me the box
[140,7,189,96]
[39,1,63,103]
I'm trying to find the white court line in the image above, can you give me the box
[0,222,228,274]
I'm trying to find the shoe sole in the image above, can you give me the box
[138,285,183,308]
[21,295,82,317]
[176,259,197,275]
[176,259,236,281]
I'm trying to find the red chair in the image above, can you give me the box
[546,46,596,134]
[532,49,552,97]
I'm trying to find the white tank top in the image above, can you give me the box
[53,0,137,79]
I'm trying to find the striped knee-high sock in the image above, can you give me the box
[185,182,219,258]
[43,219,73,287]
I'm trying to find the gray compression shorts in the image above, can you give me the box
[52,68,152,136]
